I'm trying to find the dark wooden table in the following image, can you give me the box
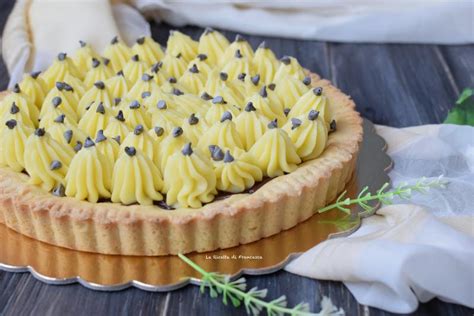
[0,1,473,315]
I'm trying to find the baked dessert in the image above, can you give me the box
[0,29,362,255]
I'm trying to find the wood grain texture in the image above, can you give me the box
[0,2,473,315]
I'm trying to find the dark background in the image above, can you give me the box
[0,1,473,315]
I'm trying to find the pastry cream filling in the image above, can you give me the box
[198,28,230,66]
[0,120,33,172]
[103,36,133,73]
[3,30,336,208]
[65,138,112,202]
[19,73,46,109]
[283,110,328,161]
[164,143,217,208]
[41,53,83,89]
[289,87,330,123]
[250,120,301,177]
[167,31,199,62]
[214,150,263,193]
[253,43,279,85]
[131,36,165,66]
[71,41,99,73]
[111,146,163,205]
[24,128,75,191]
[83,58,114,88]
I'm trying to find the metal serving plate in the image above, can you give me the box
[0,119,392,292]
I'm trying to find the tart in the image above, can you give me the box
[0,30,362,255]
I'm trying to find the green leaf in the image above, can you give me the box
[444,88,474,126]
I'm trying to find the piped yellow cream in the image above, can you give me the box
[103,110,131,142]
[198,28,230,66]
[283,110,328,161]
[95,130,120,164]
[19,72,46,109]
[253,41,279,84]
[111,146,163,205]
[156,126,189,173]
[164,143,217,208]
[104,72,130,99]
[167,30,198,62]
[103,36,133,73]
[198,111,243,154]
[182,113,208,144]
[48,114,87,149]
[65,137,112,202]
[0,119,33,172]
[71,40,99,73]
[1,84,39,127]
[127,73,161,102]
[234,102,268,150]
[24,128,75,191]
[274,56,306,82]
[41,52,83,89]
[205,95,240,125]
[160,53,188,79]
[78,102,111,137]
[220,34,254,66]
[121,124,157,166]
[131,36,165,66]
[274,75,310,110]
[77,81,114,116]
[123,55,149,85]
[177,64,206,95]
[249,119,301,177]
[288,87,330,123]
[83,58,114,89]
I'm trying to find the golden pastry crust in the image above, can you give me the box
[0,72,363,255]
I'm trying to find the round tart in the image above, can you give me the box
[0,30,362,255]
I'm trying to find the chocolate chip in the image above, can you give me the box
[79,40,86,47]
[54,114,65,123]
[188,113,199,125]
[52,184,65,197]
[201,92,213,101]
[172,127,183,137]
[74,141,83,152]
[134,125,144,135]
[234,49,243,58]
[52,97,62,108]
[284,108,291,116]
[204,27,214,35]
[129,100,140,109]
[58,53,67,61]
[55,82,65,91]
[281,56,291,65]
[10,102,19,114]
[64,130,73,144]
[84,137,95,148]
[259,86,268,98]
[220,111,233,122]
[251,74,260,86]
[245,102,256,112]
[92,58,100,68]
[223,150,234,163]
[212,96,225,104]
[50,160,62,170]
[267,119,278,129]
[30,71,41,79]
[313,87,323,96]
[102,58,111,66]
[5,119,17,130]
[291,118,302,129]
[113,136,121,144]
[219,72,228,81]
[172,88,184,96]
[35,128,46,137]
[131,55,140,62]
[189,64,199,73]
[136,36,145,45]
[197,54,207,61]
[268,83,276,91]
[182,143,193,156]
[308,110,319,121]
[303,76,311,86]
[63,83,74,92]
[150,63,160,73]
[116,110,125,122]
[238,73,246,81]
[329,119,337,132]
[124,146,136,156]
[211,146,224,161]
[12,84,20,93]
[176,53,182,59]
[141,91,151,99]
[208,145,217,155]
[96,130,107,143]
[96,102,106,114]
[117,70,124,76]
[153,126,164,137]
[142,73,153,82]
[94,81,105,90]
[157,100,167,110]
[168,77,177,84]
[111,36,119,44]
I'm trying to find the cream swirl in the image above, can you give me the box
[198,28,230,65]
[123,55,149,84]
[167,30,198,62]
[0,119,33,172]
[198,111,243,154]
[164,143,217,208]
[78,102,111,137]
[220,35,254,65]
[131,36,165,66]
[41,52,83,89]
[253,42,279,85]
[103,36,133,73]
[83,58,114,89]
[161,53,188,79]
[121,125,157,166]
[71,40,99,73]
[234,102,268,150]
[19,72,46,109]
[288,87,330,123]
[156,127,189,173]
[1,84,39,127]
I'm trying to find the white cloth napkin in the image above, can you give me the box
[2,0,150,88]
[286,124,474,313]
[133,0,474,44]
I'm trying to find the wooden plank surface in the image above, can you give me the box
[0,1,473,315]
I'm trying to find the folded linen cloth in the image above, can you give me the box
[133,0,474,44]
[286,124,474,313]
[2,0,150,88]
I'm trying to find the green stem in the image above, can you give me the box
[318,193,380,213]
[178,254,313,316]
